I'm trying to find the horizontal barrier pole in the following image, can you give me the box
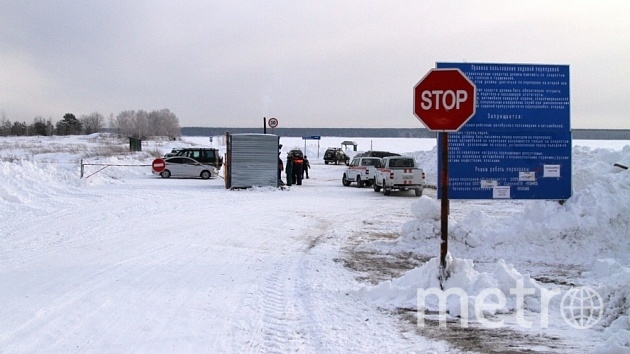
[80,161,152,178]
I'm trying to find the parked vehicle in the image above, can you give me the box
[342,156,382,187]
[355,150,400,159]
[324,148,350,165]
[164,148,183,158]
[373,156,425,196]
[172,148,223,169]
[288,149,304,158]
[152,156,218,179]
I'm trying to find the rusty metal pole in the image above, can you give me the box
[439,132,450,287]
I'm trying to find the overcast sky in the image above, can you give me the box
[1,1,628,129]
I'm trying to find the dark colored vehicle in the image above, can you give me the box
[288,149,304,158]
[324,148,350,165]
[164,148,183,158]
[173,148,223,169]
[356,150,401,158]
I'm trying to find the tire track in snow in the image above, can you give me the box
[255,257,307,353]
[226,218,330,354]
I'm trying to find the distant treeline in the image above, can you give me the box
[181,127,630,140]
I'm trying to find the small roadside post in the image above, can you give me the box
[302,135,321,158]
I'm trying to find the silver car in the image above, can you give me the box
[153,156,218,179]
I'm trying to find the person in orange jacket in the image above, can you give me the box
[292,153,304,185]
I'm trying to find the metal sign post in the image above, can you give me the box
[413,68,477,289]
[439,133,449,288]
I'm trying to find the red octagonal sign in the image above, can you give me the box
[152,158,166,173]
[414,68,477,132]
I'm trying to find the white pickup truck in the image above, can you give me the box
[342,156,382,187]
[373,156,425,196]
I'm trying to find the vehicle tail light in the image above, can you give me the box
[389,172,394,179]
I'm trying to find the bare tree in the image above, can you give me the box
[80,112,105,134]
[111,109,180,138]
[148,108,180,138]
[112,110,136,137]
[133,110,150,138]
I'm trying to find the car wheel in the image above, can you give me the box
[373,182,381,192]
[342,174,351,186]
[325,161,329,165]
[160,170,171,178]
[345,160,349,166]
[335,160,338,165]
[383,181,391,195]
[200,170,211,179]
[356,176,363,188]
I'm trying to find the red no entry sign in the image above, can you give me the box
[152,158,166,173]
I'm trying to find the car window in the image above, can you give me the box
[170,157,185,164]
[362,159,376,166]
[350,158,359,166]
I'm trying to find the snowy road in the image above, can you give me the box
[0,164,449,352]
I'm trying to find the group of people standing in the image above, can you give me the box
[279,152,310,186]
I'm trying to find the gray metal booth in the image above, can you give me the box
[225,133,279,189]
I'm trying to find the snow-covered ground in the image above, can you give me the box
[0,134,628,353]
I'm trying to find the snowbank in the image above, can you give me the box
[360,145,630,353]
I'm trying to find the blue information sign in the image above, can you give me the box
[302,136,321,140]
[436,62,571,200]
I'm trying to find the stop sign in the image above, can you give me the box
[413,68,476,131]
[152,158,166,173]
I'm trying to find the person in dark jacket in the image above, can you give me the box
[278,154,284,186]
[285,153,293,186]
[303,155,310,179]
[292,154,304,185]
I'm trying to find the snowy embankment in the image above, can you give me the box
[359,144,630,353]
